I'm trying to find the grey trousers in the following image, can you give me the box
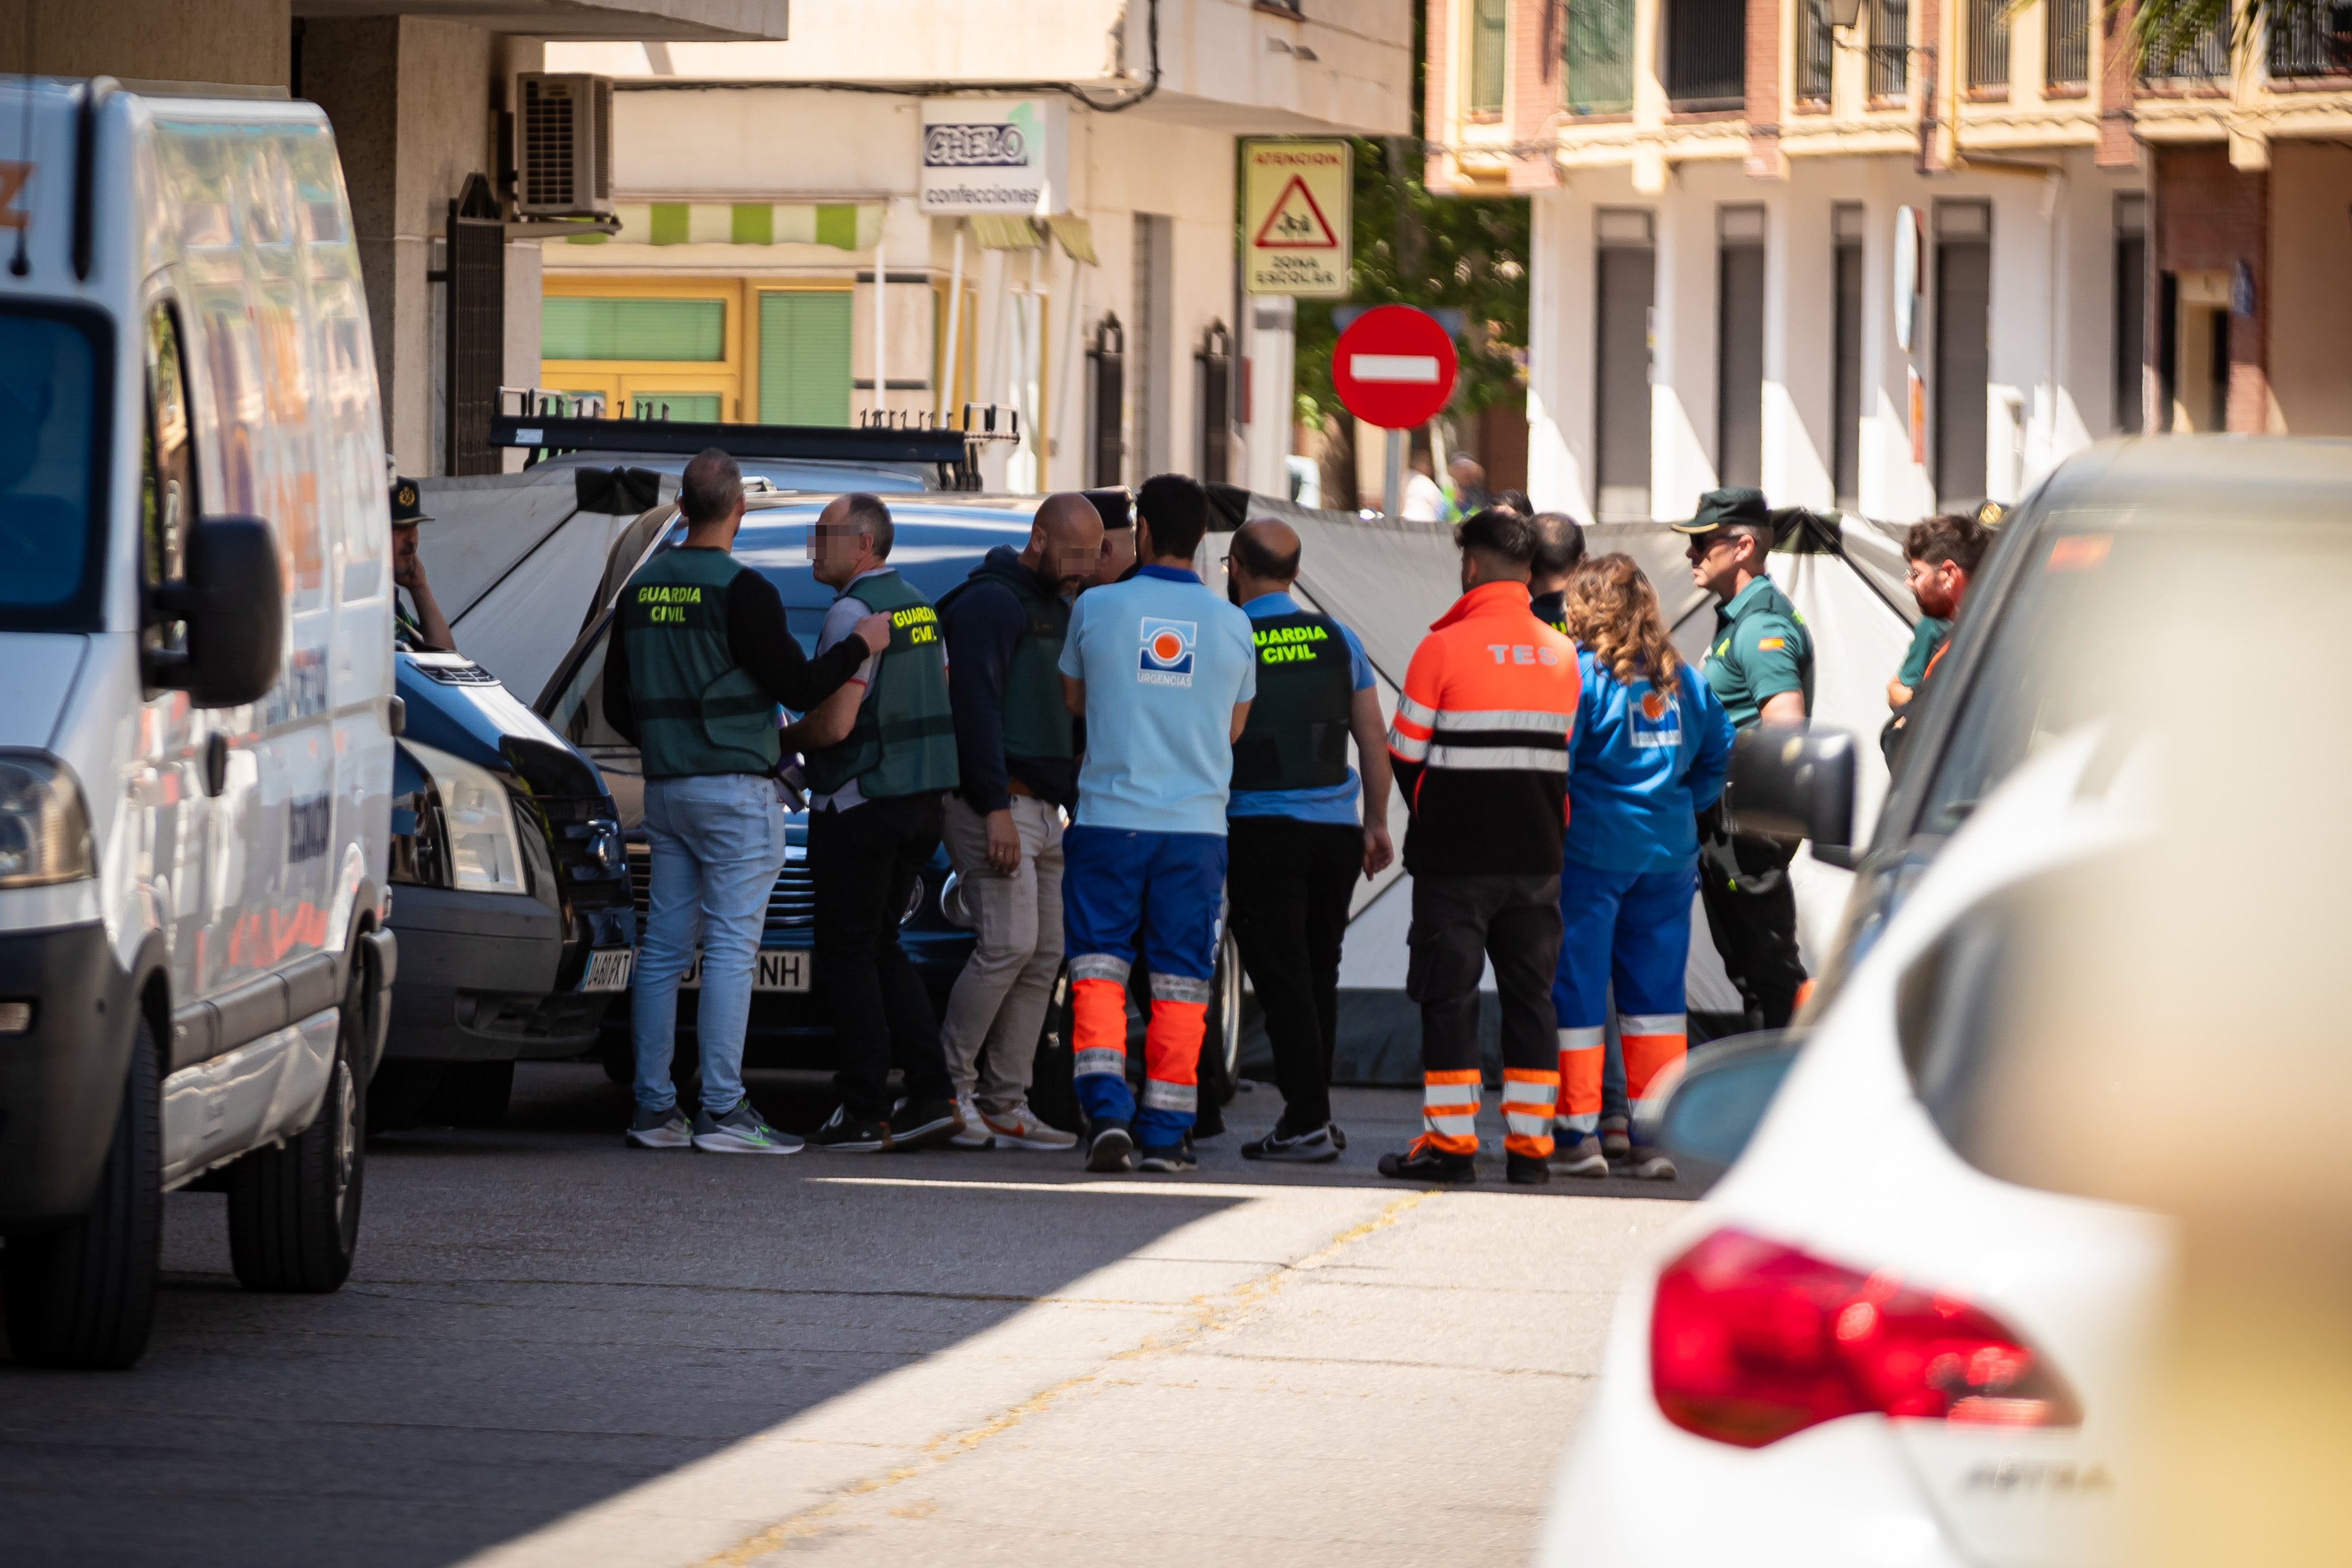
[938,793,1066,1109]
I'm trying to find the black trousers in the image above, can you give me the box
[1697,829,1808,1031]
[809,791,954,1121]
[1226,818,1361,1132]
[1406,872,1561,1077]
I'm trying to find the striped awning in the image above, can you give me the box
[566,203,884,249]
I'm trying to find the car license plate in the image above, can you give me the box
[580,948,634,993]
[680,950,810,993]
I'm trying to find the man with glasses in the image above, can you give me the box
[1675,487,1812,1032]
[787,492,965,1152]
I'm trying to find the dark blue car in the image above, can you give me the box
[534,494,1043,1076]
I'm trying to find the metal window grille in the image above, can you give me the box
[1870,0,1911,97]
[1967,0,2010,85]
[1568,0,1638,111]
[1470,0,1509,113]
[442,176,505,477]
[1195,322,1231,484]
[2142,18,2229,78]
[1799,0,1836,98]
[2270,0,2352,76]
[2046,0,2091,81]
[1088,312,1125,488]
[1666,0,1746,106]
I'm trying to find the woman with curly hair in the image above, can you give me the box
[1549,554,1735,1179]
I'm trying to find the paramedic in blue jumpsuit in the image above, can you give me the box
[1549,553,1735,1181]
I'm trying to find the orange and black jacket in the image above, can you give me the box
[1386,580,1581,876]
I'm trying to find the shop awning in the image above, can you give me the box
[565,202,884,249]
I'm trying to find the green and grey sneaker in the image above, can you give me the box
[626,1105,693,1149]
[691,1099,804,1155]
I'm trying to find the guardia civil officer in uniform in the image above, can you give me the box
[1676,487,1812,1031]
[786,493,967,1152]
[604,450,888,1154]
[1222,517,1394,1163]
[389,475,456,652]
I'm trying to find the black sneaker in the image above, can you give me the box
[1085,1121,1134,1174]
[1506,1151,1550,1186]
[887,1096,961,1151]
[1376,1138,1475,1185]
[1239,1122,1340,1163]
[807,1104,890,1152]
[1137,1138,1196,1174]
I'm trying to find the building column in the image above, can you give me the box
[1524,186,1592,519]
[1245,295,1297,498]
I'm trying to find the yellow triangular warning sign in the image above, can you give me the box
[1252,175,1338,250]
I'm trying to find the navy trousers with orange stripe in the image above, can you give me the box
[1063,825,1225,1151]
[1552,861,1693,1132]
[1405,872,1561,1159]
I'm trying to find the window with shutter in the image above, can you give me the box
[758,291,854,427]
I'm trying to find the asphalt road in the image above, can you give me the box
[0,1067,1699,1567]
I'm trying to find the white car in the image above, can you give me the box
[1541,439,2352,1567]
[1542,728,2168,1568]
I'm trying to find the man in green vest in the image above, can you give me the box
[786,493,965,1152]
[931,493,1100,1151]
[1526,510,1589,635]
[1675,486,1814,1031]
[603,449,887,1154]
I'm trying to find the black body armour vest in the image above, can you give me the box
[1231,611,1354,792]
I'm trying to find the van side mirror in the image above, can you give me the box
[1727,724,1856,868]
[151,515,285,708]
[1653,1031,1803,1188]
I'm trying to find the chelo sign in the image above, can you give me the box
[920,99,1070,216]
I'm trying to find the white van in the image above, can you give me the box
[0,79,395,1369]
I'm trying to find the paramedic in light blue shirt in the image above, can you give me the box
[1057,475,1256,1177]
[1221,518,1395,1164]
[1549,553,1735,1182]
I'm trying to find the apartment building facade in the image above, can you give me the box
[1425,0,2352,523]
[546,1,1413,496]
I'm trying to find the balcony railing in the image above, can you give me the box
[2046,0,2091,81]
[2270,0,2352,75]
[2141,19,2230,79]
[1967,0,2011,85]
[1869,0,1911,96]
[1665,0,1746,107]
[1566,0,1638,112]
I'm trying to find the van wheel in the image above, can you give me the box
[227,972,366,1293]
[420,1060,513,1128]
[3,1015,163,1369]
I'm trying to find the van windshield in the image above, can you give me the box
[0,307,106,630]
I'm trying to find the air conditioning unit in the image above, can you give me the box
[516,73,614,218]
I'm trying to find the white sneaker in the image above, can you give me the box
[981,1101,1078,1151]
[948,1094,993,1148]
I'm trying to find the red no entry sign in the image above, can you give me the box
[1331,305,1458,430]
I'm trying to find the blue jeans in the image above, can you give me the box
[633,773,787,1116]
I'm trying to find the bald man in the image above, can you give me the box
[930,493,1103,1150]
[1223,518,1394,1163]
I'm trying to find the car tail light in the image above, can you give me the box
[1651,1228,2081,1449]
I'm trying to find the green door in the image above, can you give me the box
[758,291,853,427]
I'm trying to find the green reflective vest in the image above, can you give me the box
[619,548,780,780]
[801,570,961,799]
[1231,611,1353,791]
[937,560,1074,762]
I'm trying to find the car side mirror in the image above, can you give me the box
[1728,723,1856,866]
[150,515,285,708]
[1653,1031,1803,1188]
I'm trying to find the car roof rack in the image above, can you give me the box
[492,389,1021,492]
